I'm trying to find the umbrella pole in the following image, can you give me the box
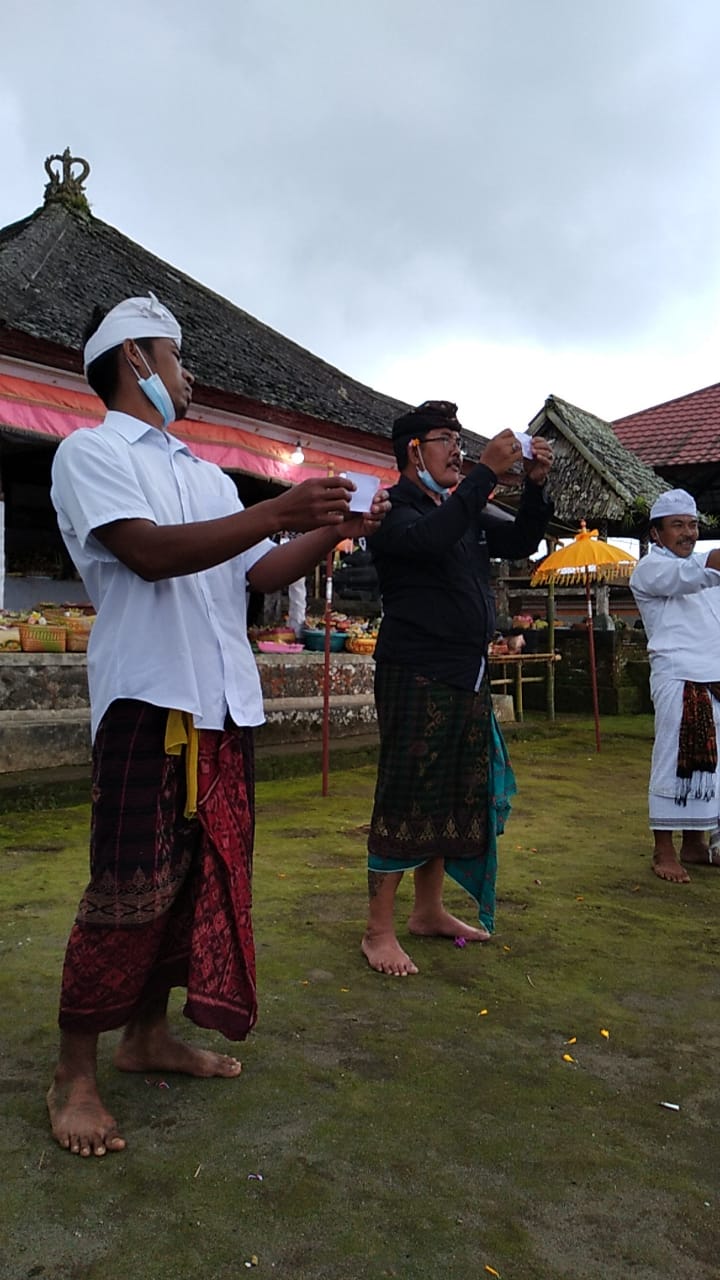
[322,550,333,795]
[546,578,556,720]
[585,576,601,752]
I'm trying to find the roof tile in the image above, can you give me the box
[613,383,720,466]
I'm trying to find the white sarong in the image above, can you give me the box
[649,674,720,831]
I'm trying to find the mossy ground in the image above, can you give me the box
[1,715,719,1280]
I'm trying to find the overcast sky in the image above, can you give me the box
[3,0,720,437]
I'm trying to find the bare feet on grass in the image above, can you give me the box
[651,848,690,883]
[47,1074,126,1158]
[408,907,490,942]
[114,1026,242,1078]
[361,930,419,976]
[652,833,720,883]
[680,835,720,868]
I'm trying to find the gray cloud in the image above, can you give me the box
[2,0,720,384]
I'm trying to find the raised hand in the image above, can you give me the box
[272,476,354,532]
[479,429,526,485]
[524,436,553,485]
[342,487,392,540]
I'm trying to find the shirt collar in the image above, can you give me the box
[649,542,684,560]
[101,410,193,456]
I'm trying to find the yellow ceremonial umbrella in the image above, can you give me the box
[531,521,637,751]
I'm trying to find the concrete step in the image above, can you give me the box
[0,691,513,774]
[0,695,379,773]
[258,694,377,744]
[0,708,92,772]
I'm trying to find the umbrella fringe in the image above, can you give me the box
[531,565,635,587]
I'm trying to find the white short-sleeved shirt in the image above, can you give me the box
[50,411,274,739]
[630,543,720,683]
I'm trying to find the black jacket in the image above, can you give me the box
[369,464,553,690]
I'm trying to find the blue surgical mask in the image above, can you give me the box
[130,349,176,428]
[415,445,451,499]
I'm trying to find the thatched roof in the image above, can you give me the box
[0,158,410,444]
[527,394,670,534]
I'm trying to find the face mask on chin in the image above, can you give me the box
[128,348,177,428]
[414,443,451,499]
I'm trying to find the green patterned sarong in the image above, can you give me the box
[367,665,516,932]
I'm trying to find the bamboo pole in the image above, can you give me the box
[585,575,602,752]
[546,578,556,720]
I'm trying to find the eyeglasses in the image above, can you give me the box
[420,433,466,458]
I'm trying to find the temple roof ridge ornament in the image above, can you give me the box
[43,148,91,212]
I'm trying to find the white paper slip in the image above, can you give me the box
[513,430,534,459]
[342,470,380,513]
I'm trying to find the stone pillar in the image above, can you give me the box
[595,583,615,630]
[595,522,614,630]
[494,561,511,630]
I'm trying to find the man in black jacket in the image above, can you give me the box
[362,401,553,975]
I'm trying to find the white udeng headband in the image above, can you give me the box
[83,292,182,371]
[649,489,698,521]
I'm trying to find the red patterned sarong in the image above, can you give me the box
[58,700,257,1041]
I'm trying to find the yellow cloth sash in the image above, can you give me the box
[164,710,199,818]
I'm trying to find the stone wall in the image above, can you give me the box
[0,653,89,712]
[0,651,378,772]
[521,630,651,716]
[0,637,652,773]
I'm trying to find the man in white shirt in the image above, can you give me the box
[47,293,388,1158]
[630,489,720,883]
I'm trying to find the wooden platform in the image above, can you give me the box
[488,652,561,721]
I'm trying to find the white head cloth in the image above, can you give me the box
[649,489,698,521]
[83,292,182,371]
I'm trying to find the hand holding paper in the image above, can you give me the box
[342,470,380,513]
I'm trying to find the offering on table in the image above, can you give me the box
[0,626,21,651]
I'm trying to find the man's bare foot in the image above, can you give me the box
[408,908,491,942]
[680,836,720,867]
[652,848,691,883]
[114,1028,242,1078]
[361,930,419,976]
[47,1075,126,1158]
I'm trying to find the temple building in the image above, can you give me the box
[0,150,406,607]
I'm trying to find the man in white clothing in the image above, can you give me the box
[630,489,720,882]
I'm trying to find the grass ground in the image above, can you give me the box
[1,715,719,1280]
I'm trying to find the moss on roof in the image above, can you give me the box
[529,394,669,533]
